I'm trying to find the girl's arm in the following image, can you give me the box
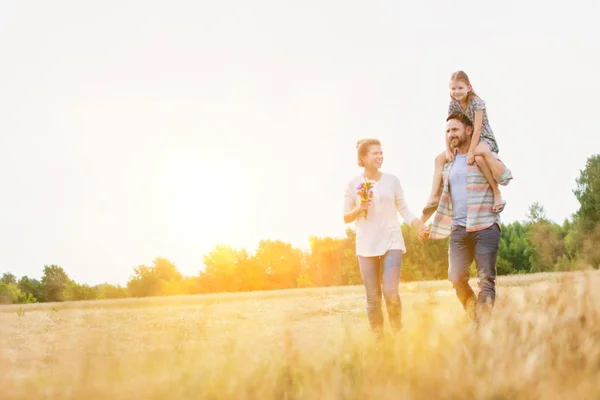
[468,96,486,155]
[468,109,483,154]
[445,133,453,155]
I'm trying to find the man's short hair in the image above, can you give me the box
[446,112,474,130]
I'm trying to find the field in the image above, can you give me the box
[2,271,600,399]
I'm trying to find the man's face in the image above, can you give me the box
[446,119,469,148]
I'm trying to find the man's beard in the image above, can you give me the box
[449,137,462,148]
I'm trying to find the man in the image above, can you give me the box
[419,112,512,325]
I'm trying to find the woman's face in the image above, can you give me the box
[362,144,383,170]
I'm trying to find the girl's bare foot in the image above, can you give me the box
[492,193,506,213]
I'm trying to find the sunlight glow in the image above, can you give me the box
[167,163,247,242]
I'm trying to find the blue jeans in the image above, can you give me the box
[358,250,403,333]
[448,224,501,323]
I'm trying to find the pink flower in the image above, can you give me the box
[356,180,375,219]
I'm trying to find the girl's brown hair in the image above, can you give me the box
[450,70,479,105]
[356,138,381,167]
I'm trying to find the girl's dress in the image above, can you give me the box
[449,96,499,154]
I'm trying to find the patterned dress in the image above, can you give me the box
[448,96,499,154]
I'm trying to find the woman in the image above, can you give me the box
[344,138,424,337]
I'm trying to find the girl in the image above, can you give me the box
[423,71,510,216]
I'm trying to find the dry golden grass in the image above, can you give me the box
[2,271,600,399]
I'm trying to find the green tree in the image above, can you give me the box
[41,265,70,302]
[527,201,547,223]
[580,223,600,268]
[0,281,36,304]
[401,224,449,281]
[574,154,600,232]
[497,221,532,274]
[18,276,43,302]
[64,281,98,301]
[127,258,182,297]
[528,220,564,272]
[340,228,362,285]
[1,272,17,285]
[96,283,129,299]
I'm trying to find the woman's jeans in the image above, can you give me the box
[358,250,403,334]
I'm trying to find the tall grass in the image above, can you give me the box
[1,271,599,399]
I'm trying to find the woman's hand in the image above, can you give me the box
[356,200,371,215]
[418,226,430,242]
[344,200,371,223]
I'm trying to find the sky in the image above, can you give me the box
[1,0,599,285]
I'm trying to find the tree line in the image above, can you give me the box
[2,155,599,304]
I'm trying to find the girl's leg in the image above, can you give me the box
[474,144,513,186]
[474,143,505,213]
[381,250,403,332]
[358,255,384,336]
[423,151,447,214]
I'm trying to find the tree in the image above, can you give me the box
[152,257,183,282]
[401,224,449,281]
[96,283,129,299]
[1,272,17,285]
[231,250,267,292]
[580,223,600,269]
[528,220,564,272]
[574,154,600,232]
[254,240,303,289]
[527,202,547,223]
[307,236,346,286]
[41,265,70,302]
[0,281,36,304]
[340,228,362,285]
[201,245,253,292]
[18,276,43,302]
[497,222,532,274]
[127,258,183,297]
[64,281,98,301]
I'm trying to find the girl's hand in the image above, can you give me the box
[445,149,455,162]
[467,151,475,165]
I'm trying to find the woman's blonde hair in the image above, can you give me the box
[356,138,381,167]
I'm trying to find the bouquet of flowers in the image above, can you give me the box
[356,179,375,219]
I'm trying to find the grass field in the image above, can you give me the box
[2,271,600,399]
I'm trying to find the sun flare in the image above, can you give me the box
[168,165,247,241]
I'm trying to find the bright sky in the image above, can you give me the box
[1,1,599,285]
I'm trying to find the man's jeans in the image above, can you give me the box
[358,250,403,334]
[448,224,501,323]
